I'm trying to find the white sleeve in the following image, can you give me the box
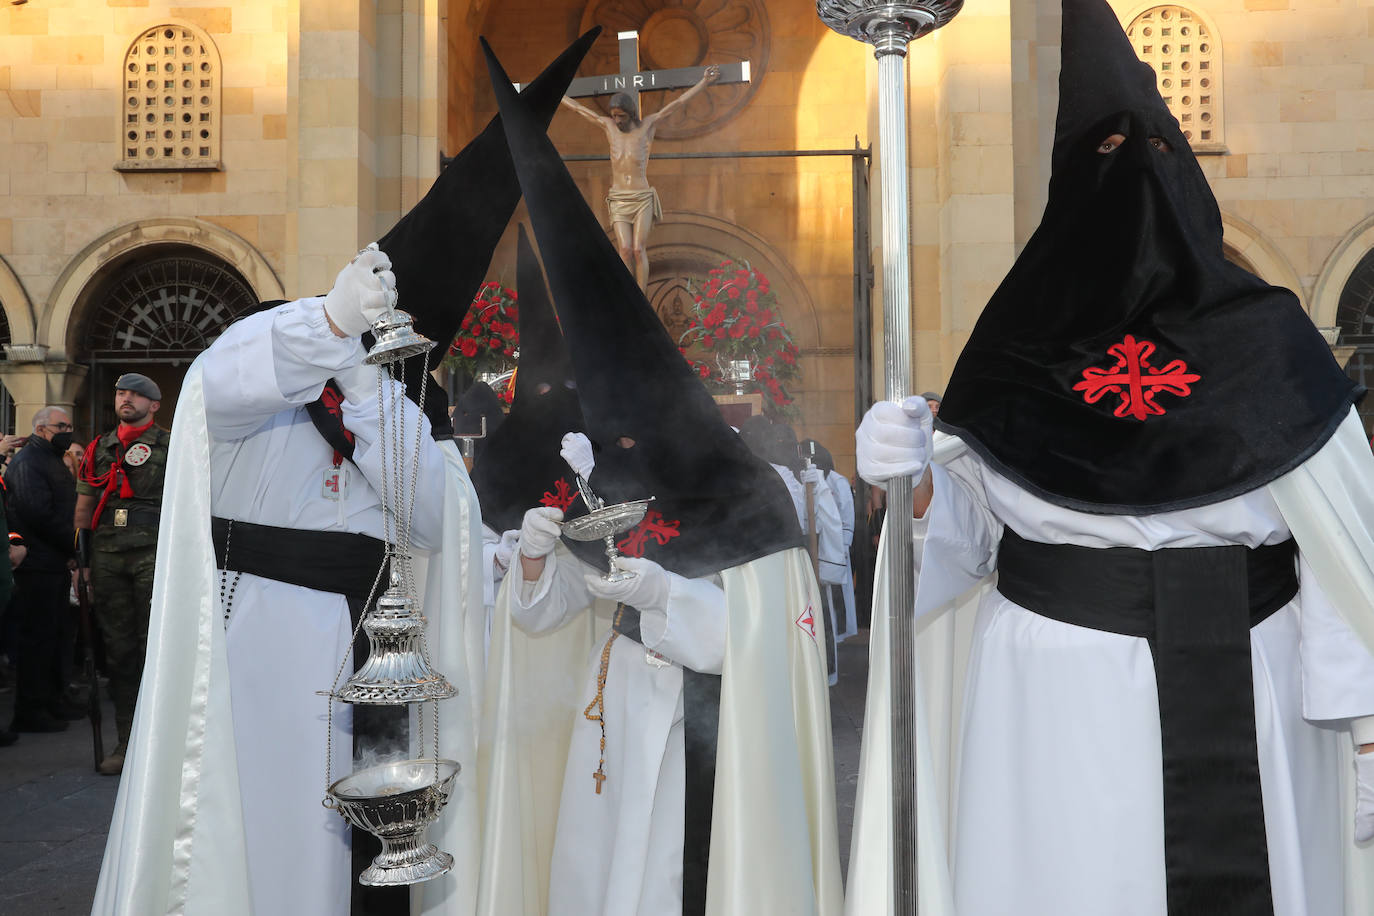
[812,481,847,582]
[333,365,446,549]
[638,573,727,675]
[510,544,594,635]
[1296,551,1374,723]
[911,456,1001,617]
[201,298,365,440]
[830,475,855,549]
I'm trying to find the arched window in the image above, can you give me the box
[83,252,258,359]
[118,24,221,171]
[1125,6,1225,152]
[1336,248,1374,434]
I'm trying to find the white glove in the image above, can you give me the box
[518,507,563,560]
[561,432,595,479]
[1356,752,1374,843]
[800,465,824,488]
[855,396,932,490]
[584,556,671,615]
[323,243,397,337]
[493,528,519,575]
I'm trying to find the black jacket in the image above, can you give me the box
[5,434,76,572]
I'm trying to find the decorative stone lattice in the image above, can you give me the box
[119,25,221,170]
[84,255,257,357]
[1125,6,1223,150]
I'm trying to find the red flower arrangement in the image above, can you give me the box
[445,281,520,404]
[677,260,802,420]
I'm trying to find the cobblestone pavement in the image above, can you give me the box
[0,635,871,914]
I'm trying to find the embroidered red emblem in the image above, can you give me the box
[1073,335,1200,421]
[796,605,817,642]
[616,510,681,558]
[540,478,577,512]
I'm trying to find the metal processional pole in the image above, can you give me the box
[815,1,962,912]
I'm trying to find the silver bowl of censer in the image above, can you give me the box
[324,757,460,885]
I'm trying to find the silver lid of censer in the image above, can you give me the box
[364,307,437,366]
[335,578,457,706]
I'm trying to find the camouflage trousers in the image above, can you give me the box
[90,544,157,749]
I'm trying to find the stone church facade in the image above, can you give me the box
[2,0,1372,476]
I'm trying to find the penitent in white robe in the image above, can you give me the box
[510,546,729,915]
[846,408,1374,916]
[93,299,485,916]
[476,544,843,916]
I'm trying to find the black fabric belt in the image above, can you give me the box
[100,507,160,528]
[211,516,386,603]
[996,528,1298,916]
[210,515,405,916]
[611,604,720,916]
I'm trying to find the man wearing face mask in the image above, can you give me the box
[4,405,79,735]
[73,373,169,775]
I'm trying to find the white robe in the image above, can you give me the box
[846,409,1374,916]
[826,472,858,641]
[93,299,485,916]
[773,463,845,678]
[511,547,728,915]
[476,544,843,916]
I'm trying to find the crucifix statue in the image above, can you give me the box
[558,30,749,290]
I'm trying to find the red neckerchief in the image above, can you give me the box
[79,418,154,528]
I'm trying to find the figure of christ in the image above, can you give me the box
[560,65,719,290]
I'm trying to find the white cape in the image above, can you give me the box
[92,361,485,916]
[476,546,844,915]
[847,412,1374,915]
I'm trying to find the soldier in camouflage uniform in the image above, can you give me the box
[75,373,169,775]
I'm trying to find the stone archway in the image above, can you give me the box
[43,217,283,360]
[644,210,820,348]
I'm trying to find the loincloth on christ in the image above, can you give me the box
[606,187,663,226]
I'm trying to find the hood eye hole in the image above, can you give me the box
[1096,133,1127,154]
[616,436,636,449]
[1149,136,1172,153]
[535,382,552,396]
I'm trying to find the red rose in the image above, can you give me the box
[459,338,478,358]
[757,309,772,324]
[727,287,740,300]
[766,328,780,340]
[702,336,714,349]
[713,327,726,339]
[489,336,502,349]
[748,326,760,338]
[735,269,750,281]
[782,351,795,365]
[698,365,711,379]
[729,324,746,339]
[745,302,759,315]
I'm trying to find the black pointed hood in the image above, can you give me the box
[470,226,588,536]
[374,28,600,438]
[483,41,802,578]
[934,0,1361,514]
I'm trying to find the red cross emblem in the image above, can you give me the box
[796,605,817,642]
[540,478,577,512]
[616,510,681,558]
[1072,335,1200,421]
